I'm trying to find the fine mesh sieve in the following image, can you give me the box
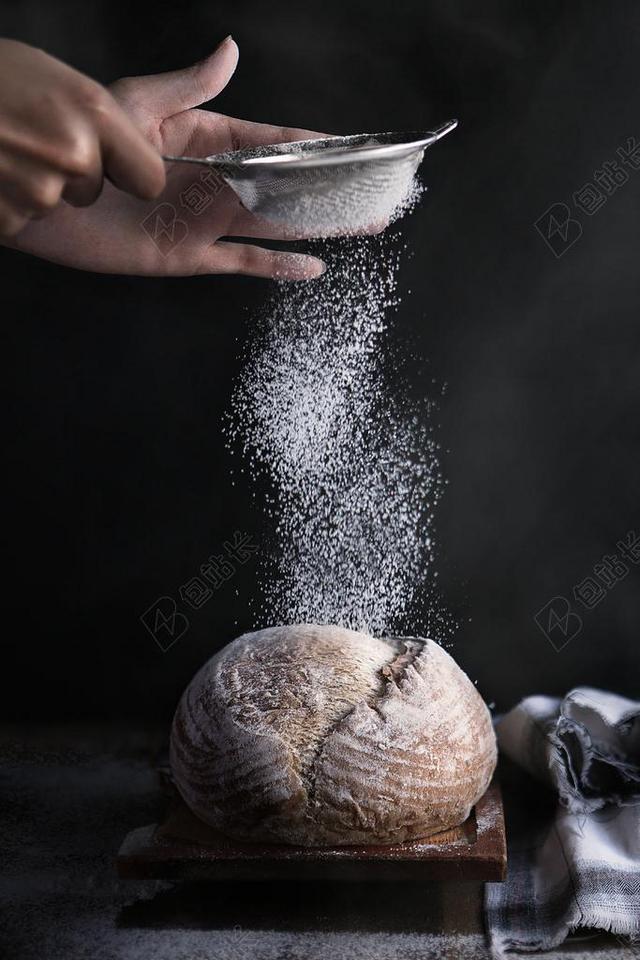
[163,120,457,235]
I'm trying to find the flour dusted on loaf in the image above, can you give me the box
[170,624,497,846]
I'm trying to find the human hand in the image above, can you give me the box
[0,38,165,237]
[10,37,326,280]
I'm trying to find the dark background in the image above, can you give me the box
[2,0,638,722]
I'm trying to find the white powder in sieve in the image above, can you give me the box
[226,178,443,636]
[225,138,427,236]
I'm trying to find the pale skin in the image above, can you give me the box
[0,36,327,280]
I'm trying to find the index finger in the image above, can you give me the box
[229,118,330,148]
[97,95,166,200]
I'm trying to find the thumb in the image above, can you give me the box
[112,36,239,118]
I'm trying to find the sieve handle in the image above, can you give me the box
[162,154,221,167]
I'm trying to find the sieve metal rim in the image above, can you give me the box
[163,120,457,174]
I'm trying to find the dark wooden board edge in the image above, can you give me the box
[154,790,478,860]
[116,779,507,883]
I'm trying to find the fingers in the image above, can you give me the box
[0,82,164,212]
[61,170,104,207]
[97,93,166,200]
[223,115,329,152]
[0,149,65,211]
[0,39,166,234]
[111,36,239,119]
[60,134,103,206]
[0,194,28,236]
[198,241,326,280]
[0,148,66,235]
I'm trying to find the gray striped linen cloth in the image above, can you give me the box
[485,687,640,956]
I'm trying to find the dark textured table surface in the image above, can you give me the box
[1,725,633,959]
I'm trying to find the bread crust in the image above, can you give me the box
[170,624,497,846]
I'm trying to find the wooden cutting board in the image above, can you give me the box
[116,779,506,883]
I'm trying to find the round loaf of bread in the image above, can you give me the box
[170,624,497,846]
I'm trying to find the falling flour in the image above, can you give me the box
[227,178,443,636]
